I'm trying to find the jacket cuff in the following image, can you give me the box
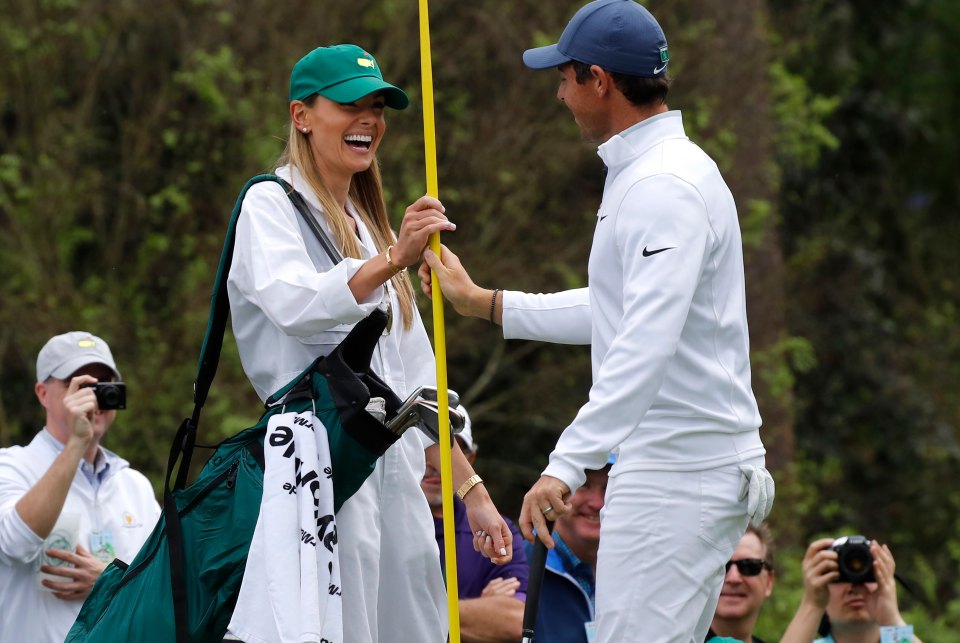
[0,507,44,564]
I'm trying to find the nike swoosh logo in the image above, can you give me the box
[653,63,668,74]
[642,246,675,257]
[598,215,608,222]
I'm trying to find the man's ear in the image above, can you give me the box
[764,570,776,597]
[35,381,48,408]
[590,65,613,97]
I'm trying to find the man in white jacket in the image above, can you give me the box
[0,332,160,642]
[420,1,773,640]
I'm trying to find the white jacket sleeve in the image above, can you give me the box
[501,288,591,345]
[543,175,713,490]
[229,181,384,337]
[0,451,43,565]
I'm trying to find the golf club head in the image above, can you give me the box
[385,386,462,437]
[419,386,461,409]
[414,400,466,442]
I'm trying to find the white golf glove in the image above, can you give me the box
[738,465,775,527]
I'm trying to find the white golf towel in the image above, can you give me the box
[227,410,343,643]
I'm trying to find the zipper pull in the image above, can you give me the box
[225,461,239,489]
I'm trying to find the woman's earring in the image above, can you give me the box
[301,127,309,133]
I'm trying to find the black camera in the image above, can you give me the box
[84,382,127,410]
[831,535,875,584]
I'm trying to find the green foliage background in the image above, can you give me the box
[1,0,958,637]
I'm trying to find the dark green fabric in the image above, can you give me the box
[66,348,397,642]
[66,431,263,642]
[65,177,404,642]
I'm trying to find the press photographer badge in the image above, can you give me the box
[37,511,80,587]
[89,529,117,563]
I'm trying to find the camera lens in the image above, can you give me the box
[833,535,875,584]
[100,386,121,407]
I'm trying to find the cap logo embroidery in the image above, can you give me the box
[357,58,375,69]
[77,339,96,348]
[659,45,670,63]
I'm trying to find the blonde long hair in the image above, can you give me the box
[277,104,415,329]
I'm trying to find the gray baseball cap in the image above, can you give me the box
[36,331,121,382]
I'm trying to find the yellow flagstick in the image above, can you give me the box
[418,1,460,642]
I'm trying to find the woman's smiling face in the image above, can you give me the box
[304,91,387,182]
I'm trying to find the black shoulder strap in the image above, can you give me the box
[284,181,343,267]
[166,173,342,643]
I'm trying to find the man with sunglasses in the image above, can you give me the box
[0,332,160,643]
[706,524,776,643]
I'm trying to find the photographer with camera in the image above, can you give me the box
[780,536,921,643]
[0,331,161,643]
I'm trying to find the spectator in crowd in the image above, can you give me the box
[780,537,922,643]
[525,455,614,643]
[706,523,776,643]
[0,331,161,643]
[421,407,528,642]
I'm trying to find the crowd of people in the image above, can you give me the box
[0,0,924,642]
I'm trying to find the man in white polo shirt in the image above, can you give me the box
[420,2,774,640]
[0,331,160,642]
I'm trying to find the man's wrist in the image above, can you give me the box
[64,434,91,454]
[471,288,495,319]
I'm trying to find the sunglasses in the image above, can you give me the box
[725,558,771,576]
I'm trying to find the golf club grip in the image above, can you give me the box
[521,522,554,642]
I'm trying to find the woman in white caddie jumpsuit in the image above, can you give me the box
[225,44,512,643]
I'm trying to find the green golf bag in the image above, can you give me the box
[66,175,405,642]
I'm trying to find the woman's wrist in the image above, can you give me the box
[459,478,491,506]
[384,245,405,274]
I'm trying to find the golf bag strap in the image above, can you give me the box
[167,175,342,643]
[193,175,340,410]
[181,175,341,487]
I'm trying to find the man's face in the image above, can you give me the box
[714,532,774,623]
[825,581,876,626]
[555,466,607,555]
[420,438,474,510]
[556,64,607,144]
[37,364,117,443]
[420,461,443,509]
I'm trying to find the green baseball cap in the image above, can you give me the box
[289,44,409,110]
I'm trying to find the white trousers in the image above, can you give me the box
[594,458,761,643]
[336,431,447,643]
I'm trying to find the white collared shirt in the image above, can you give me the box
[503,111,764,490]
[0,431,160,643]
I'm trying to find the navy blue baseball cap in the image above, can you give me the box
[523,0,670,78]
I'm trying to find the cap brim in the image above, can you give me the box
[319,77,409,110]
[48,356,121,381]
[522,44,572,70]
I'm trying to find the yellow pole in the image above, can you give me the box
[418,1,460,642]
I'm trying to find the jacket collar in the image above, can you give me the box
[36,428,129,480]
[596,110,688,171]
